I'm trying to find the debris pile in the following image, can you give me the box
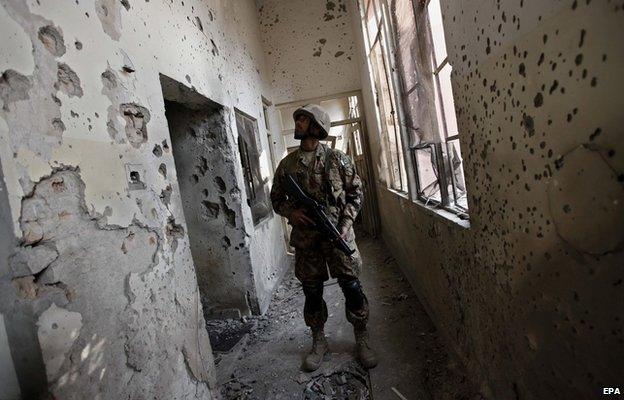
[303,364,370,400]
[221,378,257,400]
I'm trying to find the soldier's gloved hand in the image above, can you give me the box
[289,209,315,227]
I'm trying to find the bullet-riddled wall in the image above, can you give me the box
[258,0,361,104]
[353,0,623,399]
[0,0,290,398]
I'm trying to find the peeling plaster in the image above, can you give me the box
[36,303,82,382]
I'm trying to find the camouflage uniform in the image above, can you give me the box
[270,143,369,330]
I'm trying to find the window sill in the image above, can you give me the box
[379,184,470,229]
[412,199,471,229]
[385,186,409,199]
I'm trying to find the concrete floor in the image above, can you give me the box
[211,231,480,400]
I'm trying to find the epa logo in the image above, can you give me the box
[603,387,621,395]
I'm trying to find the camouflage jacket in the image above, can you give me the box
[270,143,363,249]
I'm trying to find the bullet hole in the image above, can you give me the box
[590,77,597,87]
[120,0,130,11]
[522,114,535,138]
[542,34,548,44]
[120,103,150,147]
[219,196,236,228]
[326,1,336,11]
[313,50,322,57]
[196,156,208,176]
[579,29,586,47]
[210,39,219,56]
[554,156,564,169]
[563,204,571,213]
[158,163,167,178]
[166,217,184,252]
[52,118,66,134]
[537,53,544,66]
[75,40,82,50]
[319,38,327,44]
[589,128,602,141]
[152,144,163,157]
[56,63,83,97]
[101,69,117,89]
[334,51,345,57]
[214,176,226,193]
[128,170,145,190]
[162,140,170,152]
[202,189,209,197]
[160,185,172,205]
[201,200,220,219]
[575,53,583,65]
[192,174,199,183]
[533,92,543,108]
[0,70,32,111]
[185,74,191,84]
[549,80,559,94]
[572,0,578,9]
[222,236,231,248]
[518,63,526,77]
[38,25,66,57]
[195,16,203,31]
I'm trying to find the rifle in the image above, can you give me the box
[285,173,355,257]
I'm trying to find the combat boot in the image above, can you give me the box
[355,328,378,369]
[302,329,328,372]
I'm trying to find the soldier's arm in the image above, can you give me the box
[270,158,296,218]
[338,152,363,230]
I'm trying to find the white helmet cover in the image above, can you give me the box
[293,104,331,140]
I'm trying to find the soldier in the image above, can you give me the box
[270,104,378,371]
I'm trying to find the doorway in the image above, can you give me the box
[159,74,257,317]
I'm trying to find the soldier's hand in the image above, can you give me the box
[289,209,315,227]
[339,224,349,241]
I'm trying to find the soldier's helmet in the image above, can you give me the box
[293,104,331,140]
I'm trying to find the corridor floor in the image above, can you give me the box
[210,231,481,400]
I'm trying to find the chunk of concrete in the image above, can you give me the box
[10,244,58,277]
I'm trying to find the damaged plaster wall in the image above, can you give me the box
[258,0,361,104]
[163,95,256,315]
[0,0,290,398]
[353,0,623,399]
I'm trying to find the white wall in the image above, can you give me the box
[258,0,361,104]
[0,0,290,398]
[352,0,624,398]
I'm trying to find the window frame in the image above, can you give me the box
[234,108,272,225]
[360,0,409,194]
[385,0,469,218]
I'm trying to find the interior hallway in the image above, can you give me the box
[212,230,478,400]
[0,0,622,399]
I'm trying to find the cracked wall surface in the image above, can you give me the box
[0,0,290,398]
[352,1,624,399]
[164,96,257,315]
[258,0,361,104]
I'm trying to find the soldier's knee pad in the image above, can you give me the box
[302,282,324,309]
[338,278,365,311]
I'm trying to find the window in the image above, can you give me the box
[262,97,278,171]
[235,109,271,224]
[359,0,408,192]
[386,0,468,214]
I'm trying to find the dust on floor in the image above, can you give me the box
[206,231,483,400]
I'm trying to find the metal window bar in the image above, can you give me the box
[377,21,407,192]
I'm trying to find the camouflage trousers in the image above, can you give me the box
[295,239,369,331]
